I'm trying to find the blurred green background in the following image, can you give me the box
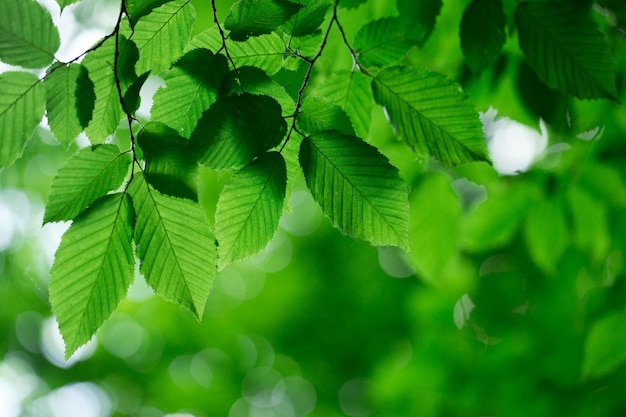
[1,0,626,416]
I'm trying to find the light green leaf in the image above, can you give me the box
[129,173,216,318]
[296,96,355,136]
[460,0,506,73]
[397,0,442,46]
[224,0,302,41]
[409,173,460,283]
[55,0,82,11]
[281,0,331,37]
[190,93,286,170]
[0,0,60,68]
[82,36,124,144]
[583,310,626,379]
[151,49,229,138]
[49,192,135,359]
[299,130,409,249]
[567,185,610,264]
[354,17,425,68]
[188,26,285,75]
[523,197,568,274]
[133,0,196,75]
[0,71,45,168]
[372,66,489,165]
[44,63,95,147]
[515,1,618,100]
[44,144,131,223]
[315,71,373,139]
[215,152,287,269]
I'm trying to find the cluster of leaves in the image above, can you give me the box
[0,0,621,358]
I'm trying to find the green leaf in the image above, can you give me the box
[372,66,489,165]
[129,173,216,318]
[281,0,332,37]
[224,0,303,41]
[408,173,460,283]
[315,71,373,139]
[583,310,626,379]
[49,192,135,359]
[354,17,425,68]
[82,36,124,144]
[44,144,131,223]
[55,0,82,11]
[44,63,95,147]
[151,49,229,138]
[299,130,409,249]
[567,185,610,264]
[125,0,169,26]
[0,0,60,68]
[188,27,286,75]
[132,0,196,75]
[338,0,366,9]
[215,152,287,269]
[460,0,506,73]
[515,1,618,100]
[138,122,198,200]
[396,0,442,46]
[523,197,568,274]
[0,71,45,168]
[190,93,287,170]
[296,96,355,136]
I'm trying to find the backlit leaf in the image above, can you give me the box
[55,0,82,11]
[215,152,287,268]
[296,96,355,136]
[224,0,302,41]
[49,192,134,359]
[299,130,409,249]
[460,0,506,73]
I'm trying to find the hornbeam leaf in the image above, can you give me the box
[190,93,286,171]
[49,192,135,359]
[129,173,216,318]
[215,152,287,269]
[372,66,489,166]
[515,1,618,100]
[299,130,409,249]
[44,63,95,147]
[397,0,442,46]
[55,0,82,11]
[133,0,196,75]
[297,96,356,136]
[44,144,131,223]
[281,0,332,37]
[151,49,228,138]
[0,0,60,68]
[125,0,169,26]
[0,71,45,168]
[224,0,303,41]
[460,0,506,73]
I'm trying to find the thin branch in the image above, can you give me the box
[332,7,361,72]
[211,0,237,70]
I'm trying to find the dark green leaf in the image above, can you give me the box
[396,0,442,46]
[125,0,169,26]
[224,0,303,41]
[338,0,367,9]
[281,0,332,37]
[460,0,506,73]
[296,96,355,136]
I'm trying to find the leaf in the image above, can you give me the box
[82,36,124,144]
[0,71,45,168]
[190,93,287,170]
[299,130,409,249]
[56,0,82,11]
[188,26,286,75]
[296,96,355,136]
[125,0,170,26]
[44,63,96,147]
[338,0,366,9]
[281,0,332,37]
[49,193,135,359]
[224,0,303,41]
[132,0,196,75]
[523,197,568,274]
[408,173,460,283]
[151,49,229,138]
[567,185,610,264]
[372,66,489,165]
[396,0,442,46]
[315,71,373,139]
[44,144,131,223]
[129,173,216,318]
[215,152,287,269]
[515,1,618,100]
[460,0,506,73]
[138,122,198,200]
[583,310,626,379]
[354,17,425,68]
[0,0,60,68]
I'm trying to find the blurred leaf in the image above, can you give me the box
[583,310,626,379]
[567,185,610,264]
[129,173,216,319]
[49,193,134,359]
[190,93,286,170]
[224,0,303,41]
[453,294,475,330]
[151,49,229,138]
[281,0,331,37]
[299,130,409,249]
[0,71,45,168]
[296,96,355,136]
[215,152,287,269]
[372,66,489,165]
[396,0,442,45]
[133,0,196,75]
[221,66,296,114]
[338,0,366,8]
[460,0,506,73]
[0,0,59,68]
[523,197,568,274]
[580,162,626,208]
[515,1,618,100]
